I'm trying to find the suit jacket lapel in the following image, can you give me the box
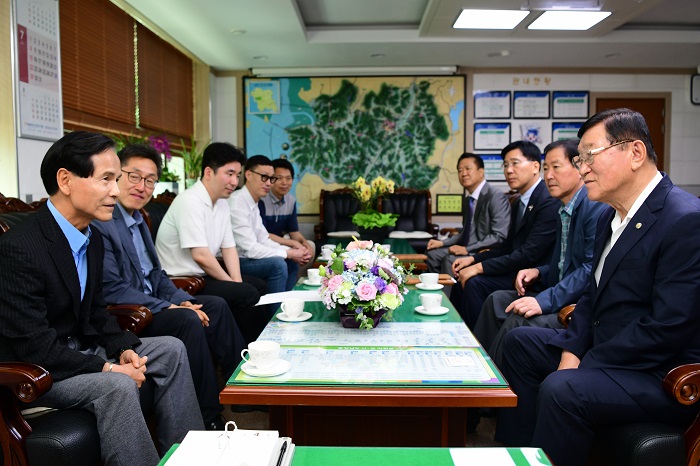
[113,206,144,281]
[516,181,543,233]
[594,178,670,301]
[39,206,81,314]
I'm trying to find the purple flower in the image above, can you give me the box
[148,135,171,161]
[371,266,380,276]
[374,277,387,293]
[355,307,364,314]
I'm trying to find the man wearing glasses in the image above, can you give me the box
[156,143,269,344]
[450,140,560,328]
[495,109,700,466]
[229,155,311,300]
[92,144,245,430]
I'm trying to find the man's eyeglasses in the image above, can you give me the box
[501,160,529,170]
[249,170,278,184]
[572,139,634,170]
[121,170,158,189]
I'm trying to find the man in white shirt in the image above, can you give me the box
[229,155,311,296]
[156,143,268,343]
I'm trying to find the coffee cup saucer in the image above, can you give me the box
[303,279,322,287]
[415,305,449,316]
[416,283,444,291]
[241,359,291,377]
[276,311,312,322]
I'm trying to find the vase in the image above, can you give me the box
[356,226,389,244]
[338,305,387,329]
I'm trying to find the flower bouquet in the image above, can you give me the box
[349,176,398,230]
[318,238,412,329]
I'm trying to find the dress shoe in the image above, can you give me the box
[205,414,227,431]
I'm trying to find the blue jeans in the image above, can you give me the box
[239,256,298,300]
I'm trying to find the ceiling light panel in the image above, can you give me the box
[453,9,530,30]
[528,11,611,30]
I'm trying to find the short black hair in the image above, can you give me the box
[40,131,116,195]
[272,158,295,178]
[578,108,657,163]
[245,155,273,173]
[456,152,484,170]
[500,140,541,164]
[117,144,163,179]
[202,143,246,179]
[543,139,579,165]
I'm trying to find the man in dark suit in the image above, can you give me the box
[426,153,511,274]
[92,144,245,430]
[450,140,560,327]
[495,109,700,466]
[0,131,203,465]
[473,139,606,368]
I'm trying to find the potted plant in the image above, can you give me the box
[172,136,206,188]
[318,239,412,329]
[349,176,398,243]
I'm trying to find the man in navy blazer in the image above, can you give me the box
[495,109,700,466]
[0,131,202,465]
[426,153,511,274]
[450,140,560,327]
[474,139,606,368]
[92,144,245,430]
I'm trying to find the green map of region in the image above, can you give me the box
[245,76,465,214]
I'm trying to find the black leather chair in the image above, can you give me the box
[314,188,360,242]
[381,188,438,254]
[141,190,176,242]
[556,306,700,466]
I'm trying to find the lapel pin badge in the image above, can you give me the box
[635,223,642,229]
[528,205,533,211]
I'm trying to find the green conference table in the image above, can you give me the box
[220,282,516,447]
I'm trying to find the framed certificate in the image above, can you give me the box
[436,194,464,214]
[513,91,550,119]
[552,91,589,118]
[552,122,583,141]
[473,91,511,119]
[474,123,510,150]
[481,154,506,181]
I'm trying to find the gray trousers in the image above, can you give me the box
[473,290,563,368]
[34,336,203,466]
[426,246,461,274]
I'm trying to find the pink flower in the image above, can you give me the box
[327,275,344,292]
[345,259,357,270]
[347,240,373,251]
[356,282,377,301]
[377,258,393,269]
[384,283,399,295]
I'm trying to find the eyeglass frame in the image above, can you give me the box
[121,169,159,189]
[501,159,532,170]
[572,139,635,170]
[248,169,278,184]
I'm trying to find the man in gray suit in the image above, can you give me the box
[92,144,245,430]
[426,153,510,274]
[0,131,202,465]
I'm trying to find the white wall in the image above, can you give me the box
[472,73,700,193]
[211,74,239,145]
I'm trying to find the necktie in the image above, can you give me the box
[462,196,475,247]
[516,200,526,229]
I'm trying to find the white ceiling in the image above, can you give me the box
[121,0,700,72]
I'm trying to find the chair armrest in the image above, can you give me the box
[662,363,700,466]
[107,304,153,335]
[557,304,576,329]
[439,227,460,237]
[0,362,53,464]
[428,223,439,236]
[171,276,205,295]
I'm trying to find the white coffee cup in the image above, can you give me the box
[280,298,305,318]
[307,268,321,284]
[381,244,392,253]
[241,340,280,370]
[320,249,333,260]
[321,244,335,251]
[419,273,439,287]
[420,293,443,311]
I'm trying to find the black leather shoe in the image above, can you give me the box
[205,414,227,431]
